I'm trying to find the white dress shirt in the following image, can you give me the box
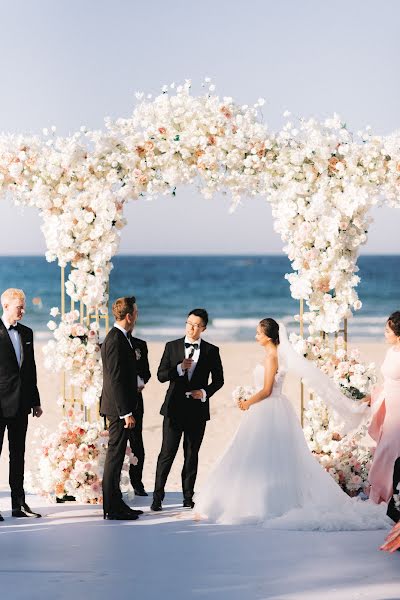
[1,316,22,366]
[177,336,207,402]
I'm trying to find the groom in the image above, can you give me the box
[151,308,224,511]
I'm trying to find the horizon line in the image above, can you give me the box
[0,252,399,258]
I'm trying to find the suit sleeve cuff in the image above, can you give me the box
[120,412,132,419]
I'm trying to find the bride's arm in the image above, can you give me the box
[239,354,278,411]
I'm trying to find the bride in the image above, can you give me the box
[194,318,388,530]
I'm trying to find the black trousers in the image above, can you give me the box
[102,416,130,514]
[387,457,400,523]
[128,414,145,489]
[0,412,29,509]
[154,416,206,502]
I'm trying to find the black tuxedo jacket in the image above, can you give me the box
[0,319,41,418]
[130,335,151,416]
[157,337,224,423]
[100,327,140,418]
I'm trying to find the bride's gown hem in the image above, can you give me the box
[194,360,389,531]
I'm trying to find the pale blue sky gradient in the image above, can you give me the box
[0,0,399,254]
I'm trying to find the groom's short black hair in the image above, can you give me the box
[188,308,208,327]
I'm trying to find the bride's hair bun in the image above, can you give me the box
[259,318,280,345]
[387,311,400,337]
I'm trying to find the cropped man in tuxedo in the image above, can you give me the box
[128,334,151,496]
[100,296,143,521]
[0,288,43,521]
[151,308,224,511]
[387,457,400,523]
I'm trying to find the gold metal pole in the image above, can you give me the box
[61,267,65,316]
[300,299,304,426]
[60,267,66,413]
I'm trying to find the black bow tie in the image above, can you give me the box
[185,343,199,350]
[9,324,19,331]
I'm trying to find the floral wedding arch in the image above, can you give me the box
[1,80,399,497]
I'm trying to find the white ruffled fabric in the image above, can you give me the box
[195,363,389,530]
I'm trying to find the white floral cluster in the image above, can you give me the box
[292,332,376,495]
[290,333,376,400]
[26,408,136,503]
[304,398,373,495]
[266,116,400,333]
[0,133,126,311]
[43,309,102,407]
[232,385,256,405]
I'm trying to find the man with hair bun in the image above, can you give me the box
[100,296,143,520]
[0,288,42,521]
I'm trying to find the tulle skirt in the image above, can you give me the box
[195,393,389,530]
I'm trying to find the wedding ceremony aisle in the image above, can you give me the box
[0,491,398,600]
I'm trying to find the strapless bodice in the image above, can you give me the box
[253,358,286,396]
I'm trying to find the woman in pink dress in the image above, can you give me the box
[368,311,400,504]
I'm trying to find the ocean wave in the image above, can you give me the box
[32,315,389,343]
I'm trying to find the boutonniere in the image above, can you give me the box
[135,348,142,361]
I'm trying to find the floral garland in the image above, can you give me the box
[43,309,102,407]
[290,333,376,494]
[0,82,399,332]
[26,407,136,503]
[303,399,373,495]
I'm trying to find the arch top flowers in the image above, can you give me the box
[0,80,399,332]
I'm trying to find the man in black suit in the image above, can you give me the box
[100,296,143,521]
[128,335,151,496]
[0,288,43,521]
[151,308,224,511]
[387,457,400,523]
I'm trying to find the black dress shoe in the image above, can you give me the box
[0,512,4,522]
[183,499,195,509]
[120,502,143,516]
[103,511,139,520]
[12,503,41,518]
[125,507,144,516]
[133,487,149,497]
[150,500,162,512]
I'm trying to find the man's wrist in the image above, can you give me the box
[120,412,133,419]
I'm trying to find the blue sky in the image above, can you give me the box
[0,0,399,254]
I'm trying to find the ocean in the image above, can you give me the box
[0,255,398,342]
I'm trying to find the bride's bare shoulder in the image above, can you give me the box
[263,347,278,368]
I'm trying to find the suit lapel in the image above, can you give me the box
[18,326,26,366]
[175,337,186,364]
[0,319,20,368]
[189,339,207,383]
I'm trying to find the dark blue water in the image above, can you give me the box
[0,255,398,341]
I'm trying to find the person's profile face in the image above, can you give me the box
[4,297,25,323]
[385,322,399,345]
[127,304,138,332]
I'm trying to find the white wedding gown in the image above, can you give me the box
[195,358,388,530]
